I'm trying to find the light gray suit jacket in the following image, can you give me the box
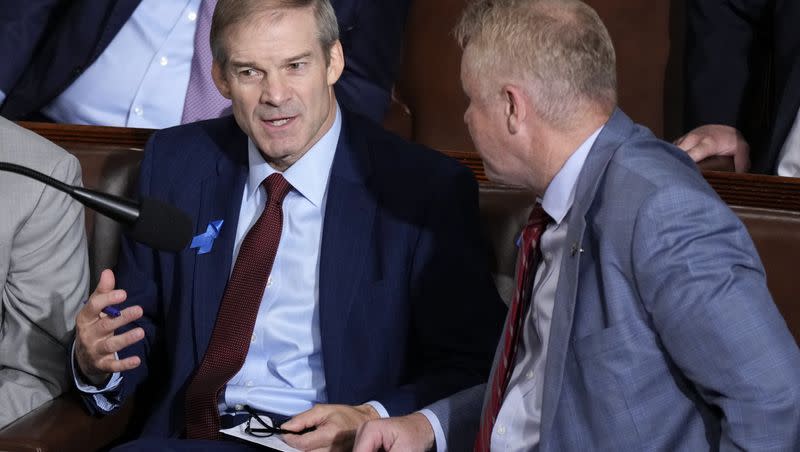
[0,117,88,428]
[429,109,800,451]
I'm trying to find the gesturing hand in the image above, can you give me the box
[74,269,145,384]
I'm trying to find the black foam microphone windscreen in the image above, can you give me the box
[129,197,193,252]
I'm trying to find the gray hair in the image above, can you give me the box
[211,0,339,67]
[455,0,617,126]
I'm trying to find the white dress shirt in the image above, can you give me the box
[776,107,800,177]
[489,126,601,452]
[42,0,200,128]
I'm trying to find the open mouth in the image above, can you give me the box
[263,116,296,128]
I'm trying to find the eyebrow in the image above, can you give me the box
[228,51,314,69]
[228,59,260,69]
[284,52,313,64]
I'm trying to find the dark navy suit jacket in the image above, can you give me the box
[685,0,800,173]
[79,110,505,437]
[0,0,410,122]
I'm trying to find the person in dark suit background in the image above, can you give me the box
[71,0,504,450]
[0,0,410,127]
[677,0,800,177]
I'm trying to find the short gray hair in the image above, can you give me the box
[211,0,339,67]
[455,0,617,126]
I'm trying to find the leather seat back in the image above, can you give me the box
[69,147,141,287]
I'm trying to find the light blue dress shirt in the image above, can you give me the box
[40,0,200,128]
[220,111,343,416]
[421,126,604,451]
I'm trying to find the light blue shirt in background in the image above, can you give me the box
[41,0,200,128]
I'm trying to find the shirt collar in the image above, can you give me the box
[246,104,342,207]
[540,125,604,224]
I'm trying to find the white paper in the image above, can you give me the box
[220,419,301,451]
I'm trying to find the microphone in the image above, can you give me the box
[0,161,192,252]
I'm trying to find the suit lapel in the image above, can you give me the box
[318,113,377,400]
[190,123,248,362]
[539,109,635,447]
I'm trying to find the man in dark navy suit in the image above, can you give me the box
[0,0,410,126]
[72,0,504,450]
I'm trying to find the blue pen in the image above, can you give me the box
[83,299,122,318]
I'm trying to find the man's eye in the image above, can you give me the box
[239,69,259,77]
[288,62,306,71]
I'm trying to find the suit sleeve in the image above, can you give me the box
[422,383,486,452]
[0,153,89,428]
[76,134,162,414]
[374,164,506,416]
[333,0,411,122]
[684,0,771,130]
[0,0,67,95]
[631,185,800,450]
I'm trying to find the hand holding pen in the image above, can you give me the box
[74,269,145,383]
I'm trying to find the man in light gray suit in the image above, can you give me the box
[0,116,89,428]
[353,0,800,450]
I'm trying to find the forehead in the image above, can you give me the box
[223,7,321,63]
[460,49,483,94]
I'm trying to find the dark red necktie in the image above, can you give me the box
[184,173,291,440]
[474,204,551,451]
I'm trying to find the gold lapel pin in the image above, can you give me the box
[570,243,584,257]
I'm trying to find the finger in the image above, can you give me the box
[686,138,722,163]
[283,424,335,451]
[674,132,700,151]
[95,353,142,374]
[94,305,144,336]
[80,288,128,322]
[96,327,145,355]
[733,143,751,173]
[353,423,390,452]
[282,405,328,431]
[96,269,116,294]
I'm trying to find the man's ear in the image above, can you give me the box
[212,61,232,99]
[503,84,527,134]
[326,40,345,86]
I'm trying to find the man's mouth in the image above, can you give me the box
[263,116,296,127]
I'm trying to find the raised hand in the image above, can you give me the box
[74,269,144,384]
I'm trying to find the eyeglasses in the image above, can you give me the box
[242,405,314,438]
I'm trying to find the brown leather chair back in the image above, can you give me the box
[72,148,141,287]
[478,187,533,304]
[734,206,800,342]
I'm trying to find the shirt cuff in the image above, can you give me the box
[365,400,389,418]
[71,341,123,412]
[419,408,447,452]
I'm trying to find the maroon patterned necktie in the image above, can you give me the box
[474,204,551,452]
[181,0,231,124]
[184,173,291,440]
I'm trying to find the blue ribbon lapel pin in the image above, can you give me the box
[190,220,224,255]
